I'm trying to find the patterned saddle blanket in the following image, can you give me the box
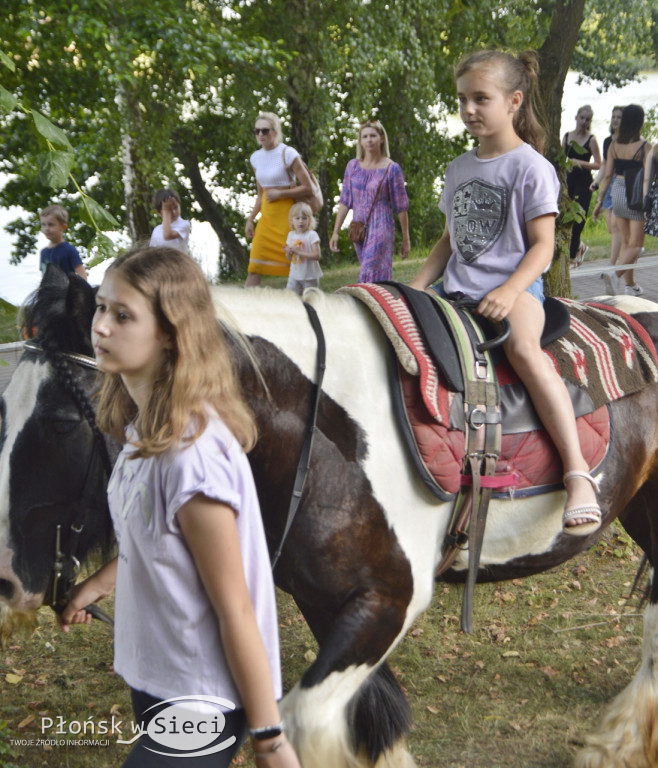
[340,283,658,500]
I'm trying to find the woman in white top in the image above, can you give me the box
[245,112,313,287]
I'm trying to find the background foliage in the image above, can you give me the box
[0,0,656,281]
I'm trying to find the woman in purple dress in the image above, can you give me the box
[330,119,410,282]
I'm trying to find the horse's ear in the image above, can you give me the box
[65,273,96,352]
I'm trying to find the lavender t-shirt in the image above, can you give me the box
[109,415,281,706]
[440,143,560,300]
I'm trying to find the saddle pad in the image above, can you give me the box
[342,285,658,419]
[399,364,611,499]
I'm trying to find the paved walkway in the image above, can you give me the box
[568,248,658,303]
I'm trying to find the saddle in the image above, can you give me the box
[340,282,658,632]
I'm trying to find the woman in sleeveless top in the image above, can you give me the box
[593,104,653,296]
[591,107,623,293]
[245,112,313,287]
[563,105,601,266]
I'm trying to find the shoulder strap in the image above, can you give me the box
[282,146,294,184]
[364,162,391,227]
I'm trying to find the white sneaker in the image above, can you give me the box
[625,283,644,296]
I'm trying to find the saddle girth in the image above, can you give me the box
[382,284,507,634]
[430,297,501,634]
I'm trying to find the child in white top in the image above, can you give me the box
[149,188,190,253]
[410,50,601,537]
[59,247,301,768]
[284,202,322,295]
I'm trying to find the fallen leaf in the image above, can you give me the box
[18,715,34,729]
[540,666,558,678]
[426,706,439,715]
[5,673,23,684]
[502,651,520,658]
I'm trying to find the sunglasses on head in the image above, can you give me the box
[253,127,271,135]
[360,119,382,128]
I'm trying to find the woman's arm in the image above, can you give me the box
[398,210,410,259]
[582,137,602,171]
[246,182,263,239]
[592,144,616,220]
[329,203,350,252]
[178,495,301,766]
[643,141,654,198]
[408,225,452,290]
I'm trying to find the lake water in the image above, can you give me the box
[1,70,657,306]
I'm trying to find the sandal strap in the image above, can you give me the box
[563,470,600,491]
[562,505,601,524]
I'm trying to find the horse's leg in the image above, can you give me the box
[575,482,658,768]
[281,595,422,768]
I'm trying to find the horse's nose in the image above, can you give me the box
[0,578,16,601]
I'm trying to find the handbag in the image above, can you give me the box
[283,148,324,213]
[348,163,391,244]
[624,166,644,212]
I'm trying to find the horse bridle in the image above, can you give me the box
[23,342,114,625]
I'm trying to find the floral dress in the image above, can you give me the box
[340,159,409,282]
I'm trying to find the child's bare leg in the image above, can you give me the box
[502,293,598,526]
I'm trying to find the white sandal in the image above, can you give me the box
[562,471,601,537]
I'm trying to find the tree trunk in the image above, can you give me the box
[538,0,587,298]
[116,82,152,245]
[176,143,249,278]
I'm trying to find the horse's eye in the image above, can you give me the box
[51,420,78,436]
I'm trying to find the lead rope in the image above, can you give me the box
[271,301,326,571]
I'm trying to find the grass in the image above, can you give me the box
[0,526,647,768]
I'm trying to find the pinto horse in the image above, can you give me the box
[1,265,658,768]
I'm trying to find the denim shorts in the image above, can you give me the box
[432,277,545,305]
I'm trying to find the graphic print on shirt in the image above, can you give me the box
[292,239,304,264]
[453,179,508,262]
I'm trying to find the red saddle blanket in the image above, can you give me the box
[341,284,658,498]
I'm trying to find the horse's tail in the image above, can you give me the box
[348,662,412,764]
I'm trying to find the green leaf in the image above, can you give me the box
[0,51,15,72]
[0,84,18,114]
[38,150,75,189]
[79,195,120,231]
[86,233,118,267]
[30,110,73,151]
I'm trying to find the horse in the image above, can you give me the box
[1,264,658,768]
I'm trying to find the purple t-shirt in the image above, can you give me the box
[440,143,560,300]
[40,241,82,274]
[109,414,281,706]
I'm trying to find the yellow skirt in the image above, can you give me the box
[248,195,294,276]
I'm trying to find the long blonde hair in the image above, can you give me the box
[96,247,257,457]
[456,50,546,153]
